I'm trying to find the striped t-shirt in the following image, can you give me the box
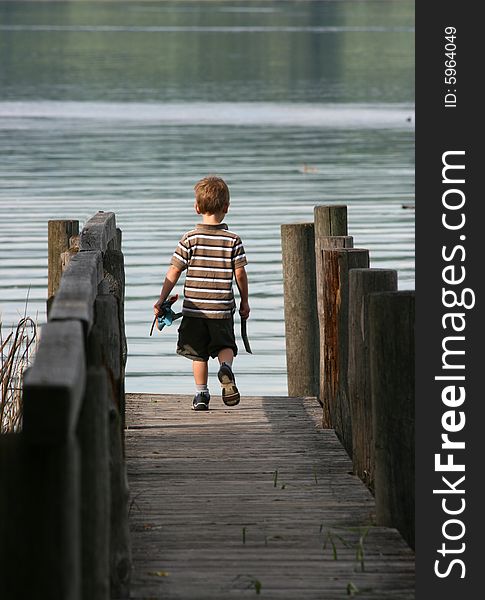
[170,223,248,319]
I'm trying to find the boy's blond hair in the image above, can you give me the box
[194,176,230,214]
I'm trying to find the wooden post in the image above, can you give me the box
[313,205,349,406]
[87,295,121,403]
[315,236,353,408]
[314,205,348,239]
[86,290,131,598]
[348,269,398,491]
[0,434,81,600]
[48,219,79,313]
[109,402,132,598]
[281,223,318,397]
[78,368,111,600]
[102,248,127,425]
[369,291,415,549]
[320,248,369,457]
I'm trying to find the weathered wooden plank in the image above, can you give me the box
[348,268,398,491]
[80,211,117,253]
[23,320,86,443]
[78,368,110,600]
[0,433,81,600]
[369,292,415,550]
[125,394,414,599]
[320,248,369,454]
[107,227,122,252]
[49,251,103,331]
[102,248,126,364]
[109,401,132,598]
[101,248,127,426]
[315,235,354,414]
[87,295,121,413]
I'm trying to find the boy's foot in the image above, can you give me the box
[192,391,210,411]
[217,363,240,406]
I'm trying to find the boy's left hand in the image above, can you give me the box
[239,301,250,319]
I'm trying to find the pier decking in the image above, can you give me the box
[126,394,414,599]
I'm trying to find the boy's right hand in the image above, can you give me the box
[239,301,250,319]
[154,298,166,316]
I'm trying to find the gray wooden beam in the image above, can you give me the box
[49,251,102,330]
[79,368,111,600]
[80,211,117,253]
[23,320,86,443]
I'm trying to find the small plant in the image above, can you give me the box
[347,582,359,596]
[322,526,372,572]
[250,578,262,595]
[273,469,278,487]
[313,465,319,485]
[322,529,339,560]
[0,316,37,433]
[356,527,370,572]
[233,574,262,595]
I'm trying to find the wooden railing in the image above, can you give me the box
[0,212,131,600]
[281,205,415,549]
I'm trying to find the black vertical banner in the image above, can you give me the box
[416,2,481,597]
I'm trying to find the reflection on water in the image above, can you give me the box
[0,1,414,396]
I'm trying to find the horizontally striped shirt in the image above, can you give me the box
[170,223,248,319]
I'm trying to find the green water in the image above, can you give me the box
[0,0,415,395]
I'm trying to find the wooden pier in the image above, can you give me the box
[0,208,415,600]
[126,394,414,599]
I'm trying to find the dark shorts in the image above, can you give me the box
[176,315,238,362]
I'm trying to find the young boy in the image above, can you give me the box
[153,176,250,411]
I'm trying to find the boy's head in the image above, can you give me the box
[194,176,230,216]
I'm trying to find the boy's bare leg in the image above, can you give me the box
[217,348,234,366]
[192,360,210,411]
[192,360,208,385]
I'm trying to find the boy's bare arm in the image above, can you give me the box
[235,266,250,319]
[154,265,183,315]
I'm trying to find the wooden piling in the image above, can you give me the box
[369,291,415,549]
[314,205,348,239]
[87,295,121,406]
[0,434,81,600]
[109,402,132,598]
[320,248,369,456]
[48,219,79,312]
[79,368,111,600]
[102,247,128,424]
[348,269,398,491]
[315,236,353,409]
[281,223,318,397]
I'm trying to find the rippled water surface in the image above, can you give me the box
[0,1,414,395]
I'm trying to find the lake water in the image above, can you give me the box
[0,0,414,396]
